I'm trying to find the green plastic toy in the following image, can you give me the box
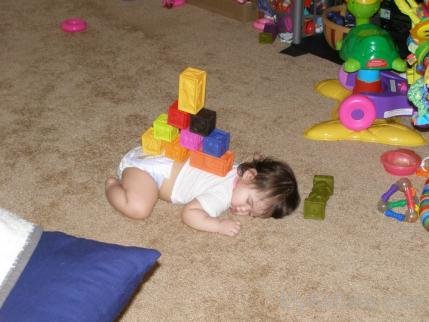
[153,113,179,143]
[336,0,406,73]
[304,175,334,220]
[259,32,275,44]
[338,24,407,73]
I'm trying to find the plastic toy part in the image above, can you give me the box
[305,0,428,146]
[305,77,427,146]
[162,0,186,8]
[179,127,203,151]
[202,128,230,158]
[303,175,334,220]
[263,23,278,40]
[164,138,189,162]
[178,67,207,115]
[419,179,429,231]
[252,17,275,31]
[167,100,190,129]
[141,127,164,155]
[407,74,429,127]
[153,113,179,143]
[259,32,276,44]
[189,150,234,177]
[190,108,216,136]
[339,24,406,73]
[339,94,376,131]
[380,149,422,176]
[377,178,419,223]
[60,18,87,33]
[416,157,429,177]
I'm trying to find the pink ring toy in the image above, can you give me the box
[61,18,87,33]
[339,94,376,131]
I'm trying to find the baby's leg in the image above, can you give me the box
[105,167,159,220]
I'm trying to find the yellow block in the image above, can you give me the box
[141,127,164,155]
[178,67,207,114]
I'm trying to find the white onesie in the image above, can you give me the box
[171,161,237,217]
[117,146,237,217]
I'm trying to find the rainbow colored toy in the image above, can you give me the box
[377,178,419,223]
[419,179,429,231]
[141,67,234,176]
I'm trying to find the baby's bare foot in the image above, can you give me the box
[105,176,119,191]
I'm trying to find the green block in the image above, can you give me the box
[153,113,179,142]
[259,32,274,44]
[304,200,326,220]
[303,175,334,220]
[313,175,334,196]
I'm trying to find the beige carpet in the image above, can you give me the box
[1,0,428,321]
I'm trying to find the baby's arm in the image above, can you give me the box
[181,199,241,236]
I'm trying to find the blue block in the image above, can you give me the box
[202,128,230,157]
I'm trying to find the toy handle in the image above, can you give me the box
[384,209,406,221]
[381,184,398,202]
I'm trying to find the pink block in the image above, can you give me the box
[180,127,203,151]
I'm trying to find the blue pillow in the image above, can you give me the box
[0,231,160,322]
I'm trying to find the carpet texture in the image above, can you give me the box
[0,0,428,321]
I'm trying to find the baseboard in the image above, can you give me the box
[187,0,257,22]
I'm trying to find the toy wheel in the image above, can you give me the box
[339,94,376,131]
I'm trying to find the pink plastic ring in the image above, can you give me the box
[339,94,376,131]
[61,18,87,33]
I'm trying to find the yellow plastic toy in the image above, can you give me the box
[304,0,427,146]
[178,67,207,115]
[141,127,165,155]
[304,79,427,146]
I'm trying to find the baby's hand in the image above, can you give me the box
[218,218,241,236]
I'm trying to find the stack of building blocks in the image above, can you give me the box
[303,175,334,220]
[141,67,234,176]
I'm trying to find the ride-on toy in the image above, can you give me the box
[338,70,414,131]
[304,0,427,146]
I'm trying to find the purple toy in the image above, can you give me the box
[338,70,414,131]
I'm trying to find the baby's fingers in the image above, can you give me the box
[227,221,241,236]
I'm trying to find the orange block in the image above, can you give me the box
[164,138,190,162]
[189,150,234,177]
[141,127,164,155]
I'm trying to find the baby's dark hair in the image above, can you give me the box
[237,155,300,219]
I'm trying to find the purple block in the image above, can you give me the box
[263,23,278,37]
[179,127,203,151]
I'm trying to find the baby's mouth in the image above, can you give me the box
[229,206,240,213]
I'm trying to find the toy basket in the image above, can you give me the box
[322,4,350,50]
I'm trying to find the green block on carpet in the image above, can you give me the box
[259,32,274,44]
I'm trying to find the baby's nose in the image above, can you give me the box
[237,205,250,213]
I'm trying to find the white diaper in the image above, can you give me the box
[117,146,174,188]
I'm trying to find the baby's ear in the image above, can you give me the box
[242,168,257,182]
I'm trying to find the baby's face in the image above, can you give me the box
[230,176,270,218]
